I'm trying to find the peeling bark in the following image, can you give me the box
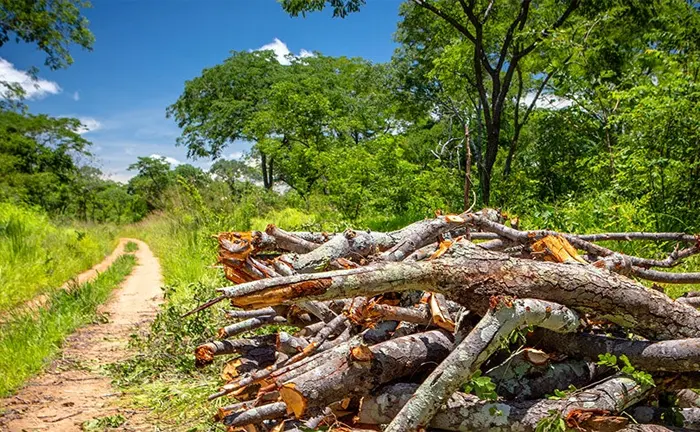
[384,299,581,432]
[360,375,651,431]
[535,330,700,372]
[219,240,700,339]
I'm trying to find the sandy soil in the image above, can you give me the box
[0,238,163,431]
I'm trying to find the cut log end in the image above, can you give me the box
[280,383,307,418]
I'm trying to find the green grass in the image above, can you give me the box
[0,203,118,313]
[0,254,136,396]
[115,213,230,430]
[124,241,139,253]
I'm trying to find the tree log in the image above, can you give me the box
[194,334,277,367]
[359,375,651,431]
[384,299,580,432]
[219,240,700,339]
[278,330,453,417]
[218,315,286,338]
[486,351,602,400]
[222,401,287,427]
[535,330,700,372]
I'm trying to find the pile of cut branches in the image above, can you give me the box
[190,210,700,432]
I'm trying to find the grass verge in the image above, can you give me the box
[0,253,136,396]
[0,203,118,313]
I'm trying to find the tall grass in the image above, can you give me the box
[0,203,118,313]
[0,254,136,396]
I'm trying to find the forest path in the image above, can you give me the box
[0,239,163,431]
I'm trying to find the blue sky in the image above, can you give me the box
[0,0,402,182]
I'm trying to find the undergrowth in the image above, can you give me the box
[0,203,118,313]
[0,253,136,396]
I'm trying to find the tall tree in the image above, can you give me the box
[167,50,282,189]
[169,51,394,197]
[127,156,173,211]
[281,0,586,205]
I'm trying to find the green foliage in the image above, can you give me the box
[0,254,135,396]
[280,0,365,18]
[81,414,127,431]
[597,353,655,387]
[0,111,143,223]
[0,203,117,312]
[462,370,498,401]
[546,384,578,400]
[0,0,94,71]
[535,410,569,432]
[124,241,138,253]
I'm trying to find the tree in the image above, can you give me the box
[127,156,173,211]
[167,50,282,188]
[210,158,262,195]
[0,110,90,212]
[169,51,395,198]
[282,1,580,204]
[0,0,94,70]
[0,0,94,104]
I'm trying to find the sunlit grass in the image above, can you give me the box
[0,254,136,396]
[0,203,118,313]
[124,241,139,253]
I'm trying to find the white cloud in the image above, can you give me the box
[149,153,181,166]
[75,117,101,134]
[0,58,61,99]
[73,91,80,101]
[224,151,244,160]
[522,92,573,110]
[255,38,313,65]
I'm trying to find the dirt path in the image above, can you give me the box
[0,238,163,431]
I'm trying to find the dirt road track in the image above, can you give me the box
[0,238,163,431]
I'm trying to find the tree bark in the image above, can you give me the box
[359,375,651,431]
[486,352,602,400]
[220,240,700,340]
[534,330,700,372]
[384,299,580,432]
[278,330,453,417]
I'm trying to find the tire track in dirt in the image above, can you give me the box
[0,238,163,431]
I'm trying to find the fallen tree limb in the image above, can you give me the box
[632,406,700,430]
[218,240,700,339]
[467,214,700,270]
[383,299,581,432]
[632,267,700,284]
[534,330,700,372]
[197,211,700,430]
[218,315,286,338]
[359,375,652,431]
[195,334,277,367]
[486,350,602,400]
[222,401,287,427]
[278,329,453,417]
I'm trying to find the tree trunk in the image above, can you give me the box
[278,330,453,417]
[359,375,651,432]
[221,241,700,340]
